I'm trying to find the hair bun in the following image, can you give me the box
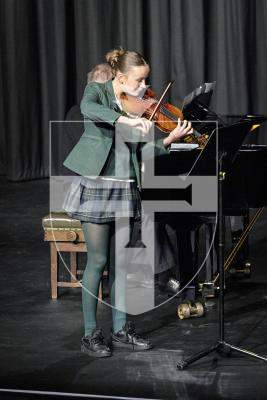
[106,47,127,68]
[105,47,147,75]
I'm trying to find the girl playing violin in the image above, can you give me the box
[63,47,193,358]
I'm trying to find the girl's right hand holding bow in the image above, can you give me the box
[117,116,153,135]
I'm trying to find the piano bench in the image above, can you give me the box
[42,212,107,300]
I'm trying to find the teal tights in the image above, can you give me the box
[81,220,133,336]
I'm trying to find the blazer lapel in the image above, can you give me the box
[105,80,120,112]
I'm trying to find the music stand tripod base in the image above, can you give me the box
[177,341,267,370]
[177,121,267,370]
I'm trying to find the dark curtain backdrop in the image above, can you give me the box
[0,0,267,181]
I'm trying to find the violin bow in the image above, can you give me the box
[148,80,174,121]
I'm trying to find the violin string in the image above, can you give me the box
[158,105,179,122]
[156,105,203,139]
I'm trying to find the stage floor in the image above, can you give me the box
[1,177,267,400]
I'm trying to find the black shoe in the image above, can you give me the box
[81,328,111,358]
[127,267,154,289]
[111,321,153,351]
[179,285,196,301]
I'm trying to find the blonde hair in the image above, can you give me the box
[105,47,148,76]
[87,63,113,83]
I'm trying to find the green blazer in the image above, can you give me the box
[63,80,170,180]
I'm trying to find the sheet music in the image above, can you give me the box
[182,82,216,109]
[171,143,199,151]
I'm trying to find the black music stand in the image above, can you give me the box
[177,120,267,369]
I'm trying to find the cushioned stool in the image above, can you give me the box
[42,212,107,299]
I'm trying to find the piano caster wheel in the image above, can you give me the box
[229,262,251,278]
[177,301,205,320]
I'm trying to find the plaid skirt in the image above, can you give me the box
[62,176,142,223]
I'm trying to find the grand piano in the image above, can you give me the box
[148,84,267,298]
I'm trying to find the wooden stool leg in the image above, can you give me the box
[70,252,77,283]
[51,242,58,299]
[98,281,103,300]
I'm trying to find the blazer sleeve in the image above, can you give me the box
[80,82,122,126]
[141,135,171,161]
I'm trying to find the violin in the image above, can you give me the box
[120,81,208,147]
